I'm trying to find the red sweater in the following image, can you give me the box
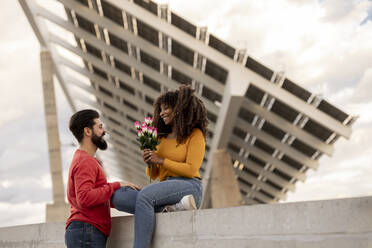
[66,149,121,236]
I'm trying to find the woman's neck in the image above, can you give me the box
[167,125,177,139]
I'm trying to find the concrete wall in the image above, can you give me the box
[1,196,372,247]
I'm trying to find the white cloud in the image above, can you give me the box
[0,202,45,227]
[352,67,372,103]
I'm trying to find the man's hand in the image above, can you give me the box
[120,181,141,190]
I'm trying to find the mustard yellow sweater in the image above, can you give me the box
[146,128,205,181]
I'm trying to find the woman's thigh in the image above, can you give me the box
[138,178,202,209]
[112,186,139,214]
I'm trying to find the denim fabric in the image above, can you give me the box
[65,221,107,248]
[112,177,202,248]
[111,186,139,214]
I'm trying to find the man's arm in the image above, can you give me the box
[74,158,120,208]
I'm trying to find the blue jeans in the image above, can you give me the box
[65,221,107,248]
[112,177,202,248]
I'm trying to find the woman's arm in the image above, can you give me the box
[163,129,205,178]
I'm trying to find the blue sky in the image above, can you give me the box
[0,0,372,227]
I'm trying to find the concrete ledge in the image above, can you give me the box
[1,196,372,247]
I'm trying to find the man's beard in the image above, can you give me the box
[91,133,108,150]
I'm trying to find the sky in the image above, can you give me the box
[0,0,372,227]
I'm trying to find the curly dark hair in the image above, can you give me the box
[153,85,209,144]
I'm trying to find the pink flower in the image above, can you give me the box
[134,121,141,130]
[145,117,153,126]
[147,126,153,134]
[142,126,147,133]
[153,128,158,138]
[137,130,143,137]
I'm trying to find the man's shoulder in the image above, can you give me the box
[72,150,99,169]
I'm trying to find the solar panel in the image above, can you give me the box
[92,65,108,79]
[245,84,265,104]
[75,14,96,34]
[133,0,158,16]
[171,68,192,85]
[303,119,333,142]
[208,34,235,59]
[202,86,222,103]
[143,75,161,92]
[85,42,102,59]
[140,50,160,72]
[238,107,255,124]
[254,139,275,155]
[291,139,317,157]
[270,100,299,123]
[101,0,124,26]
[171,12,197,37]
[246,56,274,81]
[261,121,286,141]
[113,58,131,75]
[317,100,348,123]
[136,19,159,46]
[108,32,128,54]
[282,78,311,102]
[171,39,194,66]
[205,59,228,84]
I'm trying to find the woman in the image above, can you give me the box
[112,85,208,248]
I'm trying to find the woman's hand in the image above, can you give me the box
[143,149,164,165]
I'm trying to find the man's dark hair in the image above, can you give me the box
[69,109,99,143]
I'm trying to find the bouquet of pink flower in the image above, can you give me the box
[134,117,159,182]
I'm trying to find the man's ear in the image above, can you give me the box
[84,127,92,137]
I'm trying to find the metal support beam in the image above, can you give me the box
[230,151,296,192]
[230,135,306,182]
[242,98,333,156]
[233,168,286,201]
[235,117,318,170]
[238,181,275,204]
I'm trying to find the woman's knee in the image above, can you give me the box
[136,190,154,206]
[112,187,138,211]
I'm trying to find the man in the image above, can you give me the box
[65,109,140,248]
